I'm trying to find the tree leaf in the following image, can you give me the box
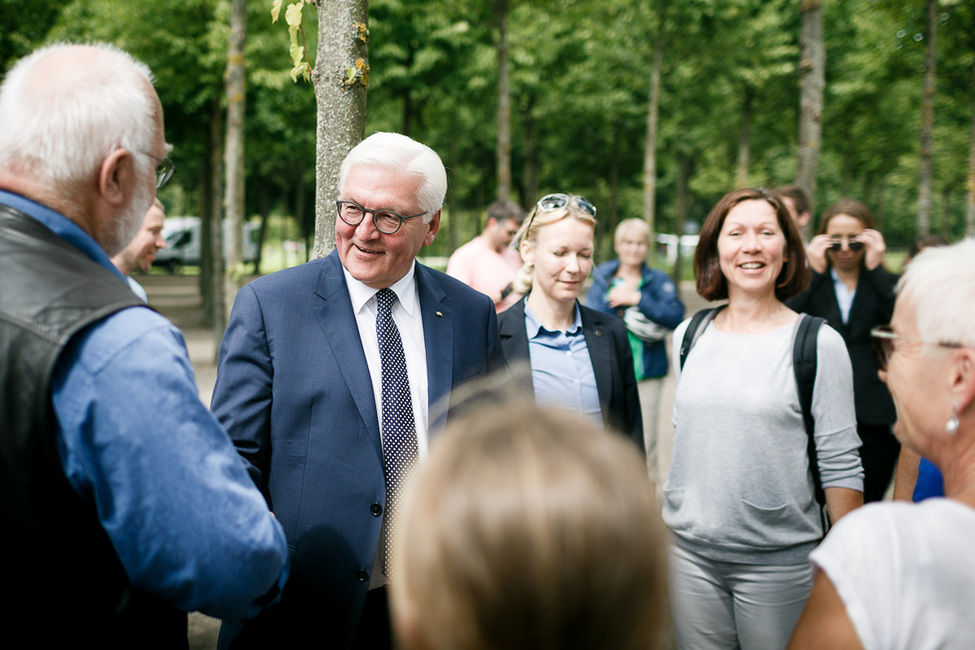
[271,0,283,23]
[285,2,304,28]
[290,43,311,83]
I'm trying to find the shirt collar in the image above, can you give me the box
[343,261,418,316]
[829,267,850,290]
[524,299,583,338]
[0,189,126,281]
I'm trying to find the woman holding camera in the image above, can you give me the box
[787,198,899,503]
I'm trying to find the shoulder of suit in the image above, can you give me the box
[580,303,624,331]
[244,257,328,297]
[497,298,525,328]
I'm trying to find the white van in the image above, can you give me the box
[154,217,260,272]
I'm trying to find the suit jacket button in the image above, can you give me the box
[370,503,383,516]
[356,569,369,583]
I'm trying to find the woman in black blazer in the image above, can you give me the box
[787,198,899,502]
[497,193,642,449]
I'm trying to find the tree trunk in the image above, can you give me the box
[312,0,369,259]
[494,0,512,201]
[736,86,753,188]
[401,86,413,137]
[797,0,825,241]
[918,0,937,235]
[672,153,692,286]
[841,129,853,196]
[200,100,220,328]
[875,178,887,233]
[521,94,538,209]
[941,186,952,241]
[608,125,621,257]
[968,61,975,238]
[255,184,269,275]
[642,5,666,266]
[447,135,459,255]
[209,105,225,362]
[223,0,246,325]
[295,171,307,262]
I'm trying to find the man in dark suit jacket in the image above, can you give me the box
[211,132,504,649]
[498,296,643,447]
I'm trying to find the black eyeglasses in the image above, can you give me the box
[137,151,176,189]
[335,199,427,235]
[524,193,597,234]
[870,325,965,371]
[828,237,864,253]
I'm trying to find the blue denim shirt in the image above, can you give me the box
[3,191,289,622]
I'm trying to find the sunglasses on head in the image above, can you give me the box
[536,193,597,217]
[524,193,597,234]
[828,237,864,252]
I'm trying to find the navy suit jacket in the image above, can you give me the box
[497,296,643,448]
[211,250,503,648]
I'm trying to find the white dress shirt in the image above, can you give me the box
[830,267,856,324]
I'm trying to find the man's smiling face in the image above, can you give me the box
[335,165,440,289]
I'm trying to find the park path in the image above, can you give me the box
[140,272,709,650]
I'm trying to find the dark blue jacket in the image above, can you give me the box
[586,260,685,379]
[212,250,504,648]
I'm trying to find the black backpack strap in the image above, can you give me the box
[679,306,724,371]
[792,314,827,510]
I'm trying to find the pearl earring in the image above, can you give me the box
[946,404,960,436]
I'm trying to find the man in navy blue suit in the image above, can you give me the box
[211,132,505,649]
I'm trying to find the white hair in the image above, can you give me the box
[0,42,157,187]
[898,238,975,347]
[338,131,447,220]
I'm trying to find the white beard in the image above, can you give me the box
[103,183,152,257]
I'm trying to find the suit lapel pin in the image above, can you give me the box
[435,311,443,318]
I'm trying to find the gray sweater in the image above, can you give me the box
[664,318,864,565]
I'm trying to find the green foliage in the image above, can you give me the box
[9,0,973,260]
[271,0,313,82]
[0,0,65,79]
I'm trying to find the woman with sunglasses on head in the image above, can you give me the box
[667,188,863,650]
[789,240,975,649]
[497,193,642,447]
[787,198,899,503]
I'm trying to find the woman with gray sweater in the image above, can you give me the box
[665,188,864,649]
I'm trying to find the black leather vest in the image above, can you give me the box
[0,204,187,647]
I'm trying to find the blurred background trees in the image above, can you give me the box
[4,0,974,263]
